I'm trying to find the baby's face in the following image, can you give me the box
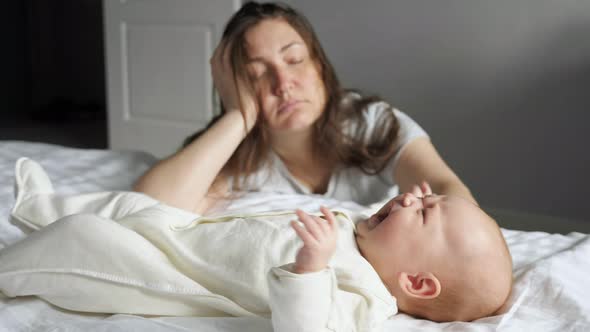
[355,193,498,282]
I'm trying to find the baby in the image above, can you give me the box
[291,190,513,324]
[2,159,512,332]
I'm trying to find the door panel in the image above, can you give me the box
[104,0,240,158]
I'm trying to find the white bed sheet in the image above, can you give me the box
[0,141,589,331]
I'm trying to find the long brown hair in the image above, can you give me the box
[184,2,400,190]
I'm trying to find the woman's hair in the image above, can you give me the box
[183,1,400,191]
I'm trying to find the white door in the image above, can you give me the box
[104,0,241,158]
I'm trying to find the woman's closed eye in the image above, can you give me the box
[246,62,266,80]
[287,58,304,65]
[249,70,266,81]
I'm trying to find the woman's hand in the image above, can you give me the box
[210,39,258,132]
[291,206,338,274]
[409,180,433,199]
[376,182,432,214]
[394,137,477,205]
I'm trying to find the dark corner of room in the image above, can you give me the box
[2,0,107,149]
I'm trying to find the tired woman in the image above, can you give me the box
[134,2,476,214]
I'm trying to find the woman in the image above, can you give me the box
[134,2,475,214]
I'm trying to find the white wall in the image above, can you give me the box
[282,0,590,221]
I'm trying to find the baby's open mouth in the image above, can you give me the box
[368,212,388,230]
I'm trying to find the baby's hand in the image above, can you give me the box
[291,206,338,274]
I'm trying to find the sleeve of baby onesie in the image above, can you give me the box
[267,263,346,332]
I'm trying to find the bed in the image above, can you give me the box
[1,140,589,331]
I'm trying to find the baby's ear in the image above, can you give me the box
[397,272,441,299]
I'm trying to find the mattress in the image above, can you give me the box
[0,141,589,331]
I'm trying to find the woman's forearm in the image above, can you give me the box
[435,181,478,206]
[133,111,247,212]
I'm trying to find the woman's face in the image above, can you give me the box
[243,18,327,135]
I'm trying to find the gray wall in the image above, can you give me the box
[282,0,590,221]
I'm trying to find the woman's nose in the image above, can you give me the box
[272,67,293,97]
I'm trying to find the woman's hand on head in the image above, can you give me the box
[291,206,338,274]
[210,39,258,132]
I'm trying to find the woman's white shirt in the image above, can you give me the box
[234,102,429,205]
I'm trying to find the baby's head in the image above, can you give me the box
[355,193,512,322]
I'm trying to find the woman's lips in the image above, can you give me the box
[277,100,302,114]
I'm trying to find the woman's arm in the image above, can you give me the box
[133,111,246,214]
[134,38,257,214]
[393,137,477,205]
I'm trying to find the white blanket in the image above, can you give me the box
[0,142,589,331]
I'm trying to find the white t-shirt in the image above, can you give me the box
[238,102,429,205]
